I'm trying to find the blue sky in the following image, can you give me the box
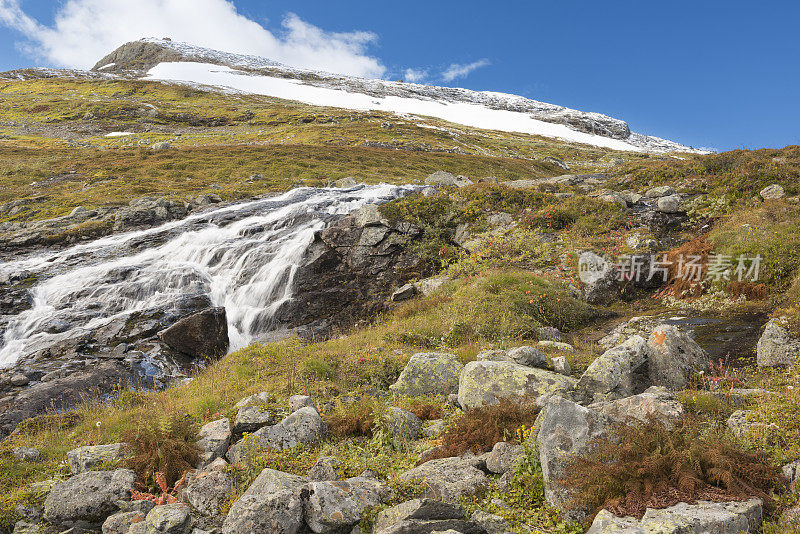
[1,0,798,151]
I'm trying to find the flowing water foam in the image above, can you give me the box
[0,184,415,368]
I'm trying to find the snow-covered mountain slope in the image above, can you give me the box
[92,38,703,154]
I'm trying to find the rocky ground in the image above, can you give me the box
[1,71,800,534]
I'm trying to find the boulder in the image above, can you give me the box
[227,407,327,463]
[233,405,274,436]
[507,346,548,368]
[587,499,762,534]
[303,477,389,533]
[600,193,628,209]
[197,418,231,466]
[308,456,340,482]
[333,177,359,188]
[536,397,617,522]
[113,196,187,231]
[576,336,649,399]
[598,316,663,349]
[158,307,229,359]
[470,510,512,534]
[760,184,785,200]
[235,391,273,408]
[538,340,575,353]
[243,468,307,497]
[221,489,303,534]
[727,410,777,437]
[657,194,683,213]
[390,353,464,396]
[400,457,489,503]
[372,499,478,534]
[392,283,419,302]
[185,470,232,516]
[782,460,799,493]
[579,251,618,305]
[67,443,124,474]
[151,141,171,150]
[458,361,576,410]
[756,317,800,367]
[141,503,190,534]
[422,419,446,438]
[537,327,563,342]
[44,469,136,526]
[484,442,524,474]
[550,356,571,376]
[589,386,685,429]
[381,407,423,441]
[646,325,708,390]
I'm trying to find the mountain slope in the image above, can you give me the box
[92,38,702,154]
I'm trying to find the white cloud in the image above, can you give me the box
[441,59,490,82]
[0,0,386,78]
[402,68,428,83]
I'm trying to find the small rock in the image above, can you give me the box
[235,391,273,408]
[151,141,171,150]
[185,470,232,516]
[141,503,190,534]
[67,443,124,474]
[550,356,571,376]
[10,373,29,387]
[538,340,575,353]
[647,325,708,390]
[333,177,358,188]
[197,418,231,466]
[372,498,468,534]
[233,406,274,436]
[102,510,146,534]
[757,316,800,367]
[782,460,799,492]
[13,447,41,462]
[400,457,489,503]
[425,171,473,188]
[391,283,418,302]
[485,442,524,474]
[507,346,548,368]
[645,185,675,198]
[470,510,511,534]
[760,184,785,200]
[308,456,340,481]
[657,194,683,213]
[222,489,303,534]
[579,251,618,305]
[381,407,423,441]
[227,407,326,462]
[727,410,777,437]
[537,327,562,342]
[288,395,316,412]
[590,386,684,428]
[158,307,229,360]
[423,419,446,438]
[303,477,389,533]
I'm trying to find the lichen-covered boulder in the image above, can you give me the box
[587,499,763,534]
[308,456,340,482]
[536,397,617,522]
[589,386,685,429]
[241,468,307,497]
[233,405,274,436]
[66,443,124,474]
[102,510,146,534]
[577,336,648,399]
[390,352,464,396]
[221,489,304,534]
[484,442,524,474]
[579,251,618,305]
[44,468,136,526]
[458,360,576,411]
[141,503,190,534]
[185,470,232,516]
[760,184,785,200]
[647,325,708,390]
[227,407,327,463]
[757,317,800,367]
[507,346,549,368]
[196,418,231,466]
[372,499,478,534]
[400,457,489,504]
[303,477,390,533]
[381,407,423,441]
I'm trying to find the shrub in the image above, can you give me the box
[563,418,783,519]
[122,414,200,492]
[324,398,376,439]
[422,399,539,462]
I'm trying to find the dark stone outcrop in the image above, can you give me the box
[158,307,229,359]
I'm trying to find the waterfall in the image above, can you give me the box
[0,184,415,369]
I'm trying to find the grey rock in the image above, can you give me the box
[727,410,777,437]
[102,510,146,534]
[537,327,562,342]
[400,457,489,503]
[586,499,762,534]
[550,356,571,376]
[197,418,231,466]
[757,317,800,367]
[142,503,190,534]
[657,194,683,213]
[422,419,446,438]
[242,468,307,497]
[44,468,136,526]
[303,477,389,533]
[373,499,467,534]
[233,405,274,436]
[579,251,618,305]
[185,470,232,516]
[392,283,419,302]
[485,442,524,474]
[486,212,514,228]
[308,456,340,481]
[576,336,649,398]
[590,386,684,429]
[538,340,575,353]
[782,460,799,492]
[470,510,511,534]
[536,397,616,522]
[67,443,124,474]
[10,373,29,387]
[760,184,785,200]
[234,391,273,408]
[13,447,41,462]
[227,408,327,462]
[507,346,548,368]
[333,177,359,188]
[288,394,316,412]
[151,141,171,150]
[647,324,708,390]
[390,352,464,397]
[425,171,473,188]
[619,191,643,205]
[195,193,222,205]
[645,186,675,198]
[458,360,576,411]
[417,276,447,296]
[601,193,628,209]
[381,407,423,441]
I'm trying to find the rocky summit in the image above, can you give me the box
[0,28,798,534]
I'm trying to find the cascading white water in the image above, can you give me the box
[0,184,416,369]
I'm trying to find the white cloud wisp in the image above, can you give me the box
[441,58,490,82]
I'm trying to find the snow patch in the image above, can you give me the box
[104,131,134,137]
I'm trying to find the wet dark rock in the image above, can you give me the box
[158,307,229,360]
